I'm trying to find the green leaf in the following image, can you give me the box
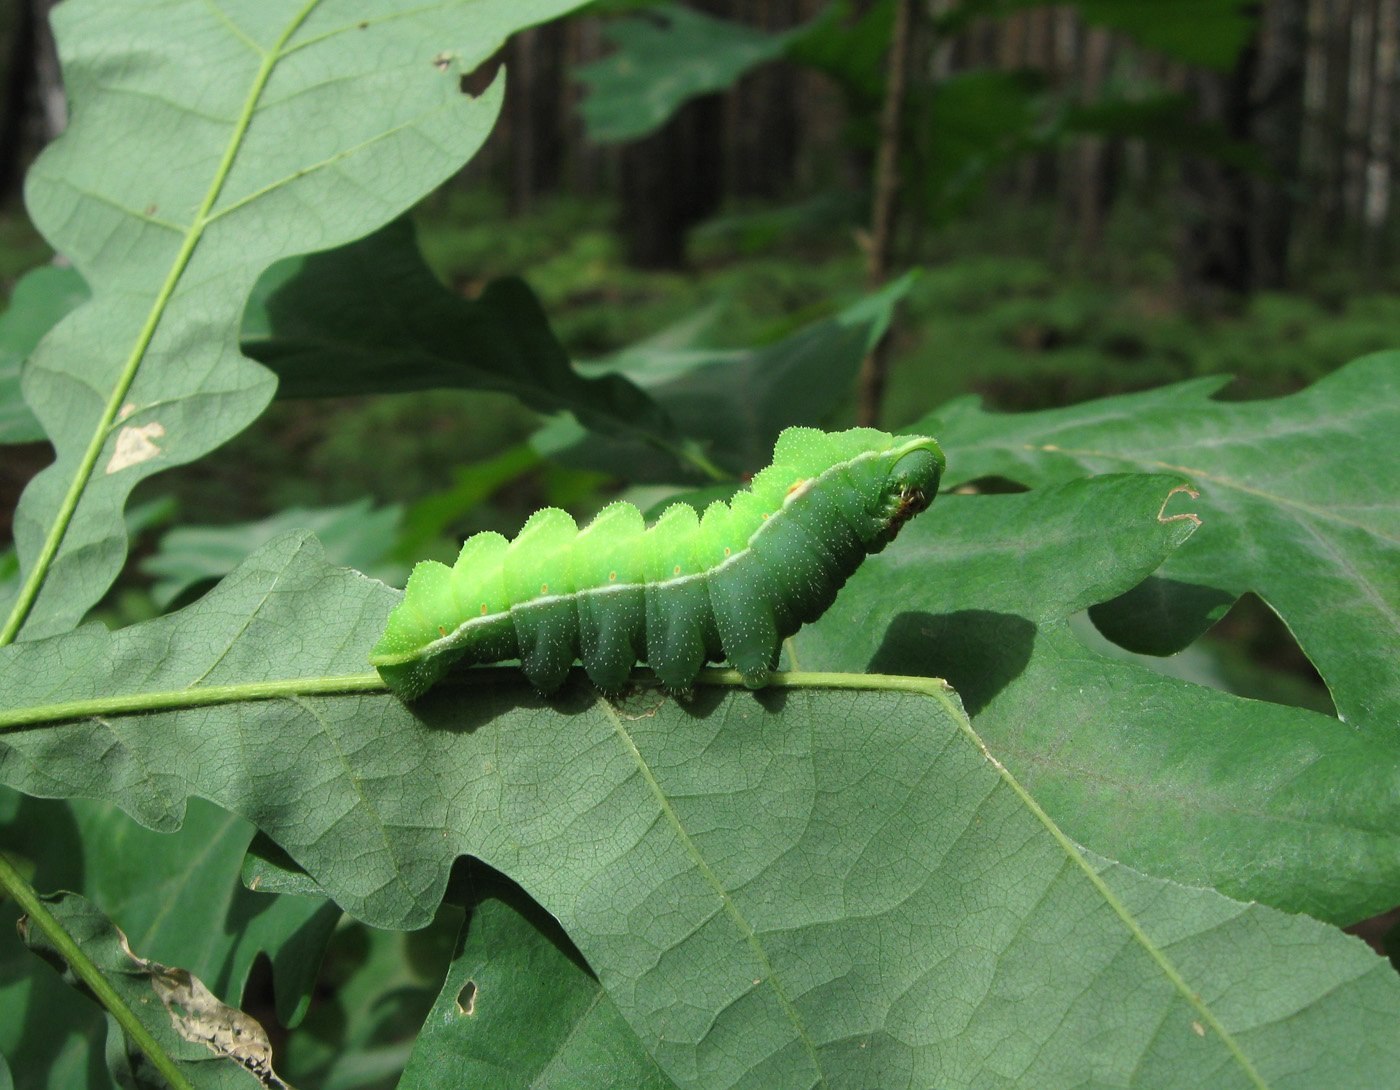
[920,354,1400,735]
[2,496,176,655]
[279,913,457,1090]
[916,70,1056,223]
[242,217,673,448]
[1075,0,1256,69]
[1064,93,1266,174]
[2,534,1398,1087]
[786,0,893,111]
[1,856,109,1090]
[794,475,1202,673]
[1084,574,1237,658]
[3,783,341,1041]
[578,3,810,143]
[535,274,916,480]
[16,892,273,1089]
[80,796,335,1028]
[6,0,587,644]
[140,498,404,609]
[400,875,676,1089]
[0,266,88,445]
[396,444,543,560]
[795,472,1400,925]
[935,0,1257,70]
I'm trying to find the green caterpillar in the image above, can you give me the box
[371,426,944,698]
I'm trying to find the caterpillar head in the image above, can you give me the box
[871,436,945,548]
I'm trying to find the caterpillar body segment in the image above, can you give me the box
[371,426,945,699]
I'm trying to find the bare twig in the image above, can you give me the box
[857,0,917,427]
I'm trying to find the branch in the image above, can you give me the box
[857,0,917,427]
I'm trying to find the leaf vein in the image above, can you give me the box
[97,79,241,127]
[947,697,1273,1089]
[1026,443,1400,545]
[288,693,422,911]
[45,175,188,234]
[283,1,463,57]
[597,692,829,1087]
[204,100,459,226]
[199,0,267,57]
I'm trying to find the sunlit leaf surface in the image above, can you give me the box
[2,530,1397,1088]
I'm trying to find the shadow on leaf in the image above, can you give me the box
[869,610,1036,716]
[1088,575,1236,657]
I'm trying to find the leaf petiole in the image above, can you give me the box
[0,853,196,1090]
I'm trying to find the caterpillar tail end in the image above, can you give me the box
[372,655,446,702]
[371,632,462,702]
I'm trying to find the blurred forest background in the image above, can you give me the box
[0,0,1396,676]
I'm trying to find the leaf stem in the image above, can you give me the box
[0,1,321,648]
[0,673,386,733]
[640,435,731,483]
[674,441,731,483]
[0,853,195,1090]
[0,668,955,735]
[0,669,950,734]
[693,667,954,695]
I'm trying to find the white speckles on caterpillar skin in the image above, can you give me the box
[371,428,945,698]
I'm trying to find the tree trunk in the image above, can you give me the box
[0,0,64,206]
[506,24,568,215]
[726,0,801,200]
[619,92,726,268]
[856,0,916,427]
[1178,6,1262,301]
[1363,0,1397,271]
[619,0,731,268]
[1343,0,1374,228]
[32,0,64,139]
[1015,9,1057,202]
[1073,26,1114,259]
[1250,0,1307,287]
[0,0,38,204]
[565,18,613,198]
[1320,0,1355,239]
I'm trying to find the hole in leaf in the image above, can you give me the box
[1344,903,1400,960]
[1073,592,1335,716]
[946,475,1028,496]
[1202,593,1333,713]
[456,980,477,1016]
